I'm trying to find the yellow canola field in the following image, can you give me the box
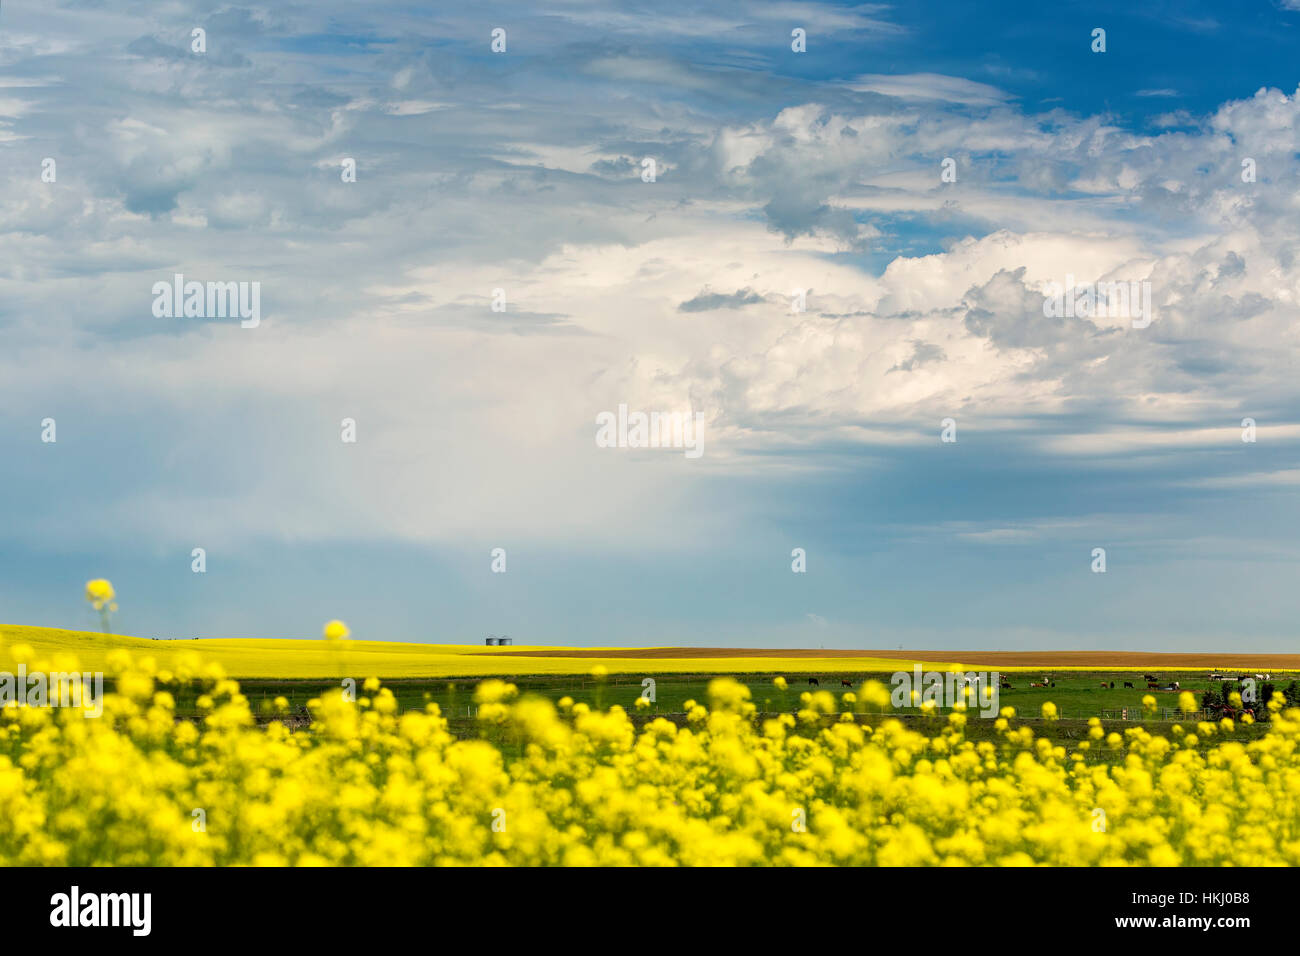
[0,647,1293,865]
[0,626,930,679]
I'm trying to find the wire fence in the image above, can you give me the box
[1099,708,1208,721]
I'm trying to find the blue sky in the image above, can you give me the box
[2,0,1299,650]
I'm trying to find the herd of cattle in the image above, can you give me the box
[1079,672,1270,692]
[802,673,1273,691]
[1009,672,1272,692]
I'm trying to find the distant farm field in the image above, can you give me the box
[0,626,922,679]
[501,647,1300,671]
[2,625,1297,680]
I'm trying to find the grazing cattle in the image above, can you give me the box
[1123,681,1134,688]
[808,677,819,686]
[1110,682,1115,689]
[1100,682,1109,689]
[1237,675,1250,682]
[1163,682,1180,691]
[1030,682,1046,688]
[1143,674,1157,681]
[840,679,853,688]
[1208,673,1223,680]
[1000,682,1012,690]
[1147,681,1159,689]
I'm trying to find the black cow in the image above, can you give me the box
[808,677,819,687]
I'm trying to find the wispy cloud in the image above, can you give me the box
[846,73,1011,106]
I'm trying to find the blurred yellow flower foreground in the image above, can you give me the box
[2,647,1299,866]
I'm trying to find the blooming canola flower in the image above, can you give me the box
[0,644,1295,866]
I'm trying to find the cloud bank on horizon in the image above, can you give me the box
[1,0,1298,650]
